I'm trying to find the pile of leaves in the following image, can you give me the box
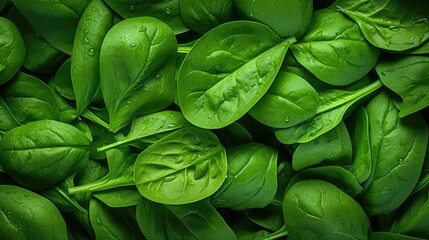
[1,0,429,239]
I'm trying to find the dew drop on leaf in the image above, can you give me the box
[87,48,95,57]
[165,7,172,15]
[139,26,147,32]
[284,116,290,122]
[82,37,89,45]
[164,176,176,182]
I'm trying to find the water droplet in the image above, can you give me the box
[164,176,176,182]
[167,124,176,128]
[82,37,89,45]
[131,43,137,48]
[249,11,254,17]
[399,158,404,164]
[129,4,136,11]
[284,116,290,122]
[127,101,131,104]
[155,74,161,78]
[96,217,101,224]
[87,48,95,56]
[139,26,147,32]
[165,7,172,15]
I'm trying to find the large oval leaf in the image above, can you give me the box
[178,21,295,129]
[335,0,429,51]
[133,127,227,205]
[0,120,91,190]
[1,72,60,123]
[12,0,90,54]
[103,0,188,34]
[100,16,177,132]
[291,10,379,86]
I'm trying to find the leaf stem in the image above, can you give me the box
[68,177,134,195]
[177,46,192,54]
[260,225,289,240]
[316,80,384,114]
[81,109,110,129]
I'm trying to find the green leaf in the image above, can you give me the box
[211,143,278,210]
[249,71,319,128]
[178,21,296,129]
[98,110,191,152]
[1,72,60,123]
[358,91,428,216]
[376,55,429,117]
[334,0,429,51]
[275,79,383,144]
[134,127,227,205]
[100,16,177,132]
[0,120,91,190]
[103,0,188,34]
[11,0,91,54]
[291,10,379,86]
[71,0,113,115]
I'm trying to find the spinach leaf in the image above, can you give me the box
[357,91,428,216]
[348,107,372,184]
[134,127,227,205]
[41,174,87,214]
[376,55,429,117]
[233,0,313,38]
[0,120,91,190]
[136,197,198,240]
[1,72,60,123]
[334,0,429,51]
[390,186,429,238]
[178,21,296,129]
[98,110,191,152]
[89,198,142,240]
[11,0,90,54]
[68,148,136,194]
[0,97,21,134]
[136,198,237,240]
[54,58,75,100]
[6,7,65,74]
[103,0,188,34]
[370,232,426,240]
[180,0,233,33]
[100,16,177,133]
[286,166,363,197]
[93,187,142,208]
[275,79,383,144]
[211,143,278,210]
[71,0,113,116]
[166,200,237,240]
[291,9,380,86]
[243,205,284,231]
[0,16,25,85]
[0,185,68,240]
[291,121,352,171]
[283,180,370,240]
[249,71,319,128]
